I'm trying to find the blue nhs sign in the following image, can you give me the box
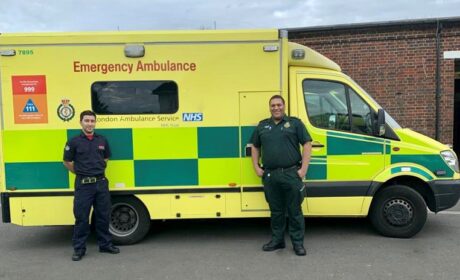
[182,113,203,122]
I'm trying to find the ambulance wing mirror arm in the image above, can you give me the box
[376,109,386,137]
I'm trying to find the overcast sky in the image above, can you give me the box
[1,0,459,32]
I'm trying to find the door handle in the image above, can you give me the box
[312,141,324,148]
[245,144,253,156]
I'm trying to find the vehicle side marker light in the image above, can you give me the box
[124,44,145,58]
[263,45,279,52]
[292,49,305,59]
[0,49,16,56]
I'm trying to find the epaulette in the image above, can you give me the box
[259,118,271,124]
[288,116,301,121]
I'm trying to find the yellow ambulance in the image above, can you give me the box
[1,29,459,244]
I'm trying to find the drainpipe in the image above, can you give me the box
[435,20,442,141]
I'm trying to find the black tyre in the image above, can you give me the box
[369,185,427,238]
[110,196,151,245]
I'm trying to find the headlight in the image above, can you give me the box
[441,150,459,173]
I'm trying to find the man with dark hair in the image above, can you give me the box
[63,110,120,261]
[251,95,312,256]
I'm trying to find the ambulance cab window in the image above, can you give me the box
[91,81,178,114]
[303,79,375,136]
[303,80,350,131]
[349,88,374,135]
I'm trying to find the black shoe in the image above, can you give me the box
[262,241,286,251]
[293,245,306,256]
[99,246,120,254]
[72,251,85,261]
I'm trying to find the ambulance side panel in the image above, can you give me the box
[0,31,284,225]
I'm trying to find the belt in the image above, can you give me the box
[265,165,298,172]
[78,175,105,184]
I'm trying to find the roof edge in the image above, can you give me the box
[286,16,460,33]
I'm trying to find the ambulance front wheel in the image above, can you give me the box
[109,196,151,245]
[369,185,427,238]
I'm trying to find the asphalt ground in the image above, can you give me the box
[0,204,459,280]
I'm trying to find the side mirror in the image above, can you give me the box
[376,109,386,136]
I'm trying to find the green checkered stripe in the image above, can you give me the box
[326,131,451,179]
[390,166,434,181]
[391,154,452,178]
[327,131,386,155]
[3,127,256,190]
[4,128,451,190]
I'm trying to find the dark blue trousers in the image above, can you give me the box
[263,168,305,246]
[73,177,112,252]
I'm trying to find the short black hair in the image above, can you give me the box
[269,95,285,105]
[80,110,96,121]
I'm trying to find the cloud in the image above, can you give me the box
[273,10,289,19]
[0,0,459,32]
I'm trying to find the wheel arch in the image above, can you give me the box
[369,175,436,212]
[109,194,151,245]
[111,194,149,213]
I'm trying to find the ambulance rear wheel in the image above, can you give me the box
[110,196,151,245]
[370,185,427,238]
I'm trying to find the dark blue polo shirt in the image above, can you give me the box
[63,132,111,176]
[251,116,311,169]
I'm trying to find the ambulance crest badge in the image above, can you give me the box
[57,98,75,121]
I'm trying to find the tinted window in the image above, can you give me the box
[91,81,178,114]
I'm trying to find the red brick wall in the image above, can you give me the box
[290,21,460,144]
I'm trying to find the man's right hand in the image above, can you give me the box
[251,146,264,177]
[255,166,264,177]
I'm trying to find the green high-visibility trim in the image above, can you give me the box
[240,126,256,156]
[391,166,434,181]
[391,155,452,178]
[67,128,134,160]
[327,132,383,155]
[134,159,198,186]
[328,131,385,143]
[385,140,391,154]
[198,127,239,158]
[5,162,69,190]
[306,156,327,180]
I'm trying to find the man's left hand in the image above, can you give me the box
[297,168,307,179]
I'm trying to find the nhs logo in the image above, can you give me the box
[182,113,203,122]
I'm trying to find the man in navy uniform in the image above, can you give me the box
[63,110,120,261]
[251,95,312,256]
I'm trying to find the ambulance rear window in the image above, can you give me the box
[91,81,178,114]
